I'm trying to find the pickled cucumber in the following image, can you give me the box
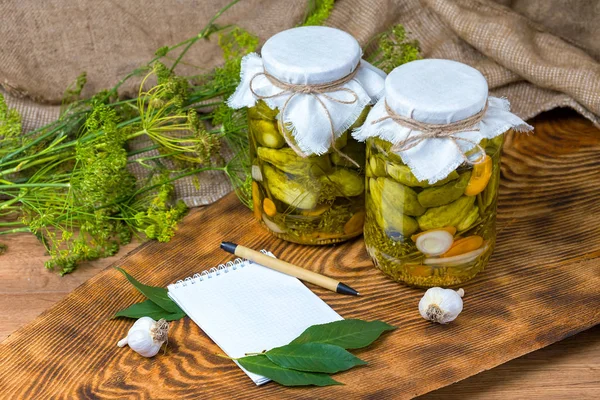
[417,171,471,208]
[263,164,319,209]
[323,168,364,197]
[368,196,419,237]
[370,177,426,217]
[250,119,286,148]
[386,163,459,187]
[369,154,388,177]
[457,205,479,231]
[247,100,279,120]
[417,195,476,231]
[257,147,332,176]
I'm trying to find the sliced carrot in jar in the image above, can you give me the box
[464,155,492,196]
[343,211,365,235]
[442,235,483,257]
[263,197,278,217]
[409,265,433,277]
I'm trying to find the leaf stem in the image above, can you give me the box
[169,0,240,72]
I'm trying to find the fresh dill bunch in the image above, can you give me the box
[301,0,334,26]
[73,102,135,209]
[210,27,258,128]
[214,27,259,89]
[369,24,421,73]
[188,109,222,165]
[0,92,22,138]
[222,150,253,209]
[131,171,188,243]
[154,61,189,110]
[0,92,23,157]
[62,72,87,110]
[0,0,251,274]
[205,27,258,207]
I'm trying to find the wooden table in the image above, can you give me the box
[0,110,599,398]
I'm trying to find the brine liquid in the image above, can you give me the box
[249,101,367,245]
[364,135,504,287]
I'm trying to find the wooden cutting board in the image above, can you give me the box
[0,114,599,399]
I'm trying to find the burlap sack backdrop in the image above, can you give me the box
[2,0,599,206]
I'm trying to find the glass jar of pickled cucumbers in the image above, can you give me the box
[228,26,386,245]
[364,135,503,287]
[249,101,369,244]
[355,59,531,286]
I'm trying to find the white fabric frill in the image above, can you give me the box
[227,53,386,156]
[353,96,533,184]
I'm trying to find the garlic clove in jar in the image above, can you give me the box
[117,316,169,357]
[418,287,464,324]
[415,230,454,256]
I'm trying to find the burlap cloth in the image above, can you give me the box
[2,0,599,206]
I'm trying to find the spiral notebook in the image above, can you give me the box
[167,250,343,385]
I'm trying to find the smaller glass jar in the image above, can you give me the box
[355,59,532,287]
[248,101,369,245]
[228,26,386,245]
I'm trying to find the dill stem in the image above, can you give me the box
[0,183,70,189]
[130,166,221,198]
[0,227,30,235]
[0,155,71,178]
[169,0,240,72]
[0,221,25,227]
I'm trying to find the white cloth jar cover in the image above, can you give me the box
[353,59,533,184]
[227,26,386,156]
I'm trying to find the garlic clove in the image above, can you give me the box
[117,317,169,358]
[262,214,286,233]
[252,164,263,182]
[418,287,464,324]
[415,230,454,256]
[423,243,488,266]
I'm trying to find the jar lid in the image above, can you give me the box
[227,27,386,157]
[262,26,362,85]
[353,59,533,184]
[386,59,488,124]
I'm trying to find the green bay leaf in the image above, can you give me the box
[291,319,396,349]
[115,267,182,314]
[113,299,186,321]
[266,342,366,373]
[238,355,342,387]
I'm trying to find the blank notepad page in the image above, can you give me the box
[167,253,342,385]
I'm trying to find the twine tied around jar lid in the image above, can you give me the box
[249,68,361,167]
[371,101,489,165]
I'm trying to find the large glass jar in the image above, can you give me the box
[364,135,504,287]
[355,59,532,287]
[249,101,369,245]
[228,26,386,245]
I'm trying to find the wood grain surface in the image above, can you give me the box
[0,110,599,399]
[0,231,140,341]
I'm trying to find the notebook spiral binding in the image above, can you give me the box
[169,249,269,289]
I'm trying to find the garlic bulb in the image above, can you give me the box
[418,287,464,324]
[117,317,169,357]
